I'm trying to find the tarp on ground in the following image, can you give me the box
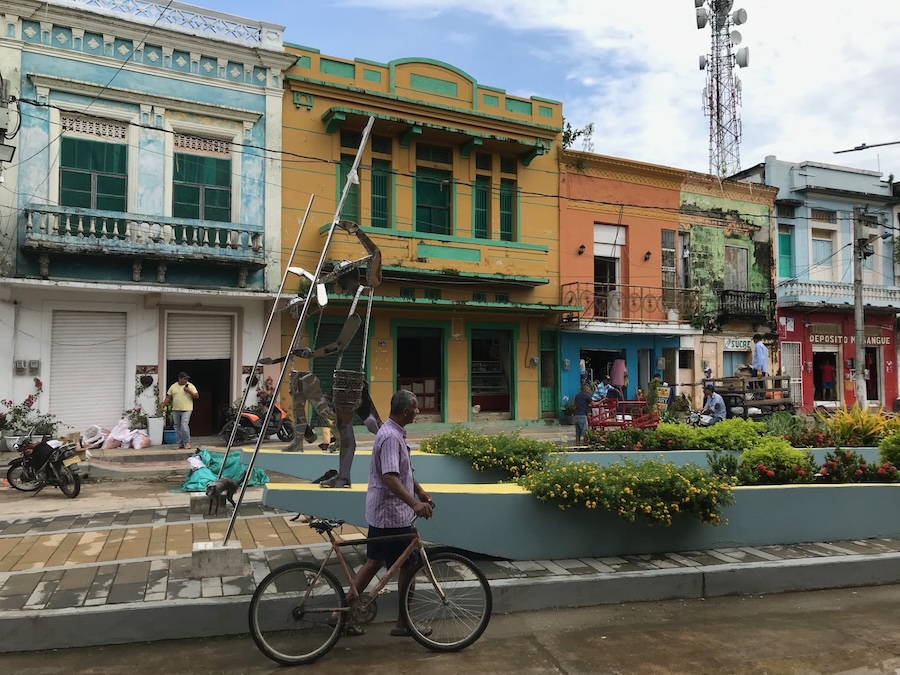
[170,448,269,493]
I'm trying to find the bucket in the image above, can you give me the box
[163,429,177,445]
[332,369,364,409]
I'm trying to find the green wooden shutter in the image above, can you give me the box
[778,229,794,277]
[415,169,451,234]
[371,159,390,228]
[474,176,489,239]
[499,179,515,241]
[339,155,359,223]
[309,319,366,398]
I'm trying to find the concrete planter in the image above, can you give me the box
[263,482,900,560]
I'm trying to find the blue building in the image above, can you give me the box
[0,0,294,435]
[733,156,900,410]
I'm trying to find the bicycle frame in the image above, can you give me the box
[296,526,448,618]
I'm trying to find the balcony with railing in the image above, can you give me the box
[717,290,771,322]
[20,204,266,286]
[560,282,700,325]
[777,280,900,311]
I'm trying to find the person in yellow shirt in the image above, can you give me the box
[162,372,199,450]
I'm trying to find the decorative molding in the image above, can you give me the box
[50,0,284,50]
[174,133,231,155]
[29,73,263,125]
[61,113,128,139]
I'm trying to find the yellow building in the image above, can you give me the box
[279,46,564,422]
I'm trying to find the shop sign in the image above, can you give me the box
[724,338,752,350]
[808,334,892,346]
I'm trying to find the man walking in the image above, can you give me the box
[342,389,433,637]
[162,372,199,450]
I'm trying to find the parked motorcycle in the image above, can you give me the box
[6,429,82,498]
[220,402,294,444]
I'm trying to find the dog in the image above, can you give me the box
[206,477,238,516]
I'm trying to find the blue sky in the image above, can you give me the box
[206,0,900,178]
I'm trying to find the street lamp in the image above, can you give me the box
[834,141,900,154]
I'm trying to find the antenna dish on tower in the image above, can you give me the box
[694,0,704,7]
[736,47,750,68]
[732,8,747,24]
[699,55,708,70]
[695,7,708,29]
[730,30,742,45]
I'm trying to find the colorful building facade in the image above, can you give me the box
[734,156,900,410]
[558,151,700,404]
[679,172,778,403]
[279,47,563,423]
[0,0,293,434]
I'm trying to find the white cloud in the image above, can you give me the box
[343,0,900,177]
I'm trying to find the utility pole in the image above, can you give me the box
[852,207,868,409]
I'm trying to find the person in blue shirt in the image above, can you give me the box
[592,374,623,402]
[700,383,726,426]
[751,334,769,390]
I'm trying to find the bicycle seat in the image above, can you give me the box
[309,517,345,533]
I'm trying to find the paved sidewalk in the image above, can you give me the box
[3,497,900,653]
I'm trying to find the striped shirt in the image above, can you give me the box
[365,418,415,528]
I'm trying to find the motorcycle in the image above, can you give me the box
[6,429,82,498]
[220,401,294,444]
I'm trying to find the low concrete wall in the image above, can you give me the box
[244,447,881,485]
[263,482,900,560]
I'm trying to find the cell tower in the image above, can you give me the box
[695,0,750,177]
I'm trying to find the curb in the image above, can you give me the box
[3,551,900,653]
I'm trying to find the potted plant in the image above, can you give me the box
[562,398,575,425]
[0,387,59,450]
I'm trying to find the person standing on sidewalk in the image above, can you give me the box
[573,383,592,447]
[162,372,199,450]
[751,334,769,390]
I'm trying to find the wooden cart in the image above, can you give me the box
[705,375,794,420]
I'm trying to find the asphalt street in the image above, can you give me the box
[3,585,900,674]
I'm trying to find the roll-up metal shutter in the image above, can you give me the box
[166,313,233,360]
[50,310,127,432]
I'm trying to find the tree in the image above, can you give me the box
[561,118,595,152]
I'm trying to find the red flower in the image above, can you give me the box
[821,468,829,476]
[757,463,766,471]
[877,467,886,475]
[798,469,807,477]
[766,470,775,478]
[855,469,863,475]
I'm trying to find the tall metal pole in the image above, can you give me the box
[852,207,868,409]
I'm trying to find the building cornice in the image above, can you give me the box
[29,73,263,124]
[561,150,688,183]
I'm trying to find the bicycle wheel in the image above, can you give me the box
[399,551,492,652]
[248,562,347,666]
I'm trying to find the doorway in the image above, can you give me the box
[593,257,618,317]
[812,349,840,403]
[579,349,622,386]
[471,330,512,413]
[165,359,230,435]
[865,347,881,403]
[396,327,443,414]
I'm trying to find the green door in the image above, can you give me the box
[539,331,558,418]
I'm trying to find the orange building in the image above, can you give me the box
[558,151,699,401]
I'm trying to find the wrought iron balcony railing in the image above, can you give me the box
[716,290,771,321]
[561,282,700,324]
[22,204,265,268]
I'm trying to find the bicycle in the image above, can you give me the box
[248,515,493,666]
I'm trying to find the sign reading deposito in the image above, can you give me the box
[808,334,891,346]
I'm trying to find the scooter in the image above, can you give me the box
[220,402,294,444]
[6,428,82,498]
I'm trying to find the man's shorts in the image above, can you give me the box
[574,414,588,438]
[822,381,834,390]
[366,525,418,569]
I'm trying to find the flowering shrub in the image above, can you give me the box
[418,426,554,479]
[123,406,148,430]
[647,422,701,451]
[737,437,816,485]
[817,449,899,483]
[518,458,736,526]
[583,427,647,451]
[878,431,900,467]
[765,412,834,447]
[0,378,58,435]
